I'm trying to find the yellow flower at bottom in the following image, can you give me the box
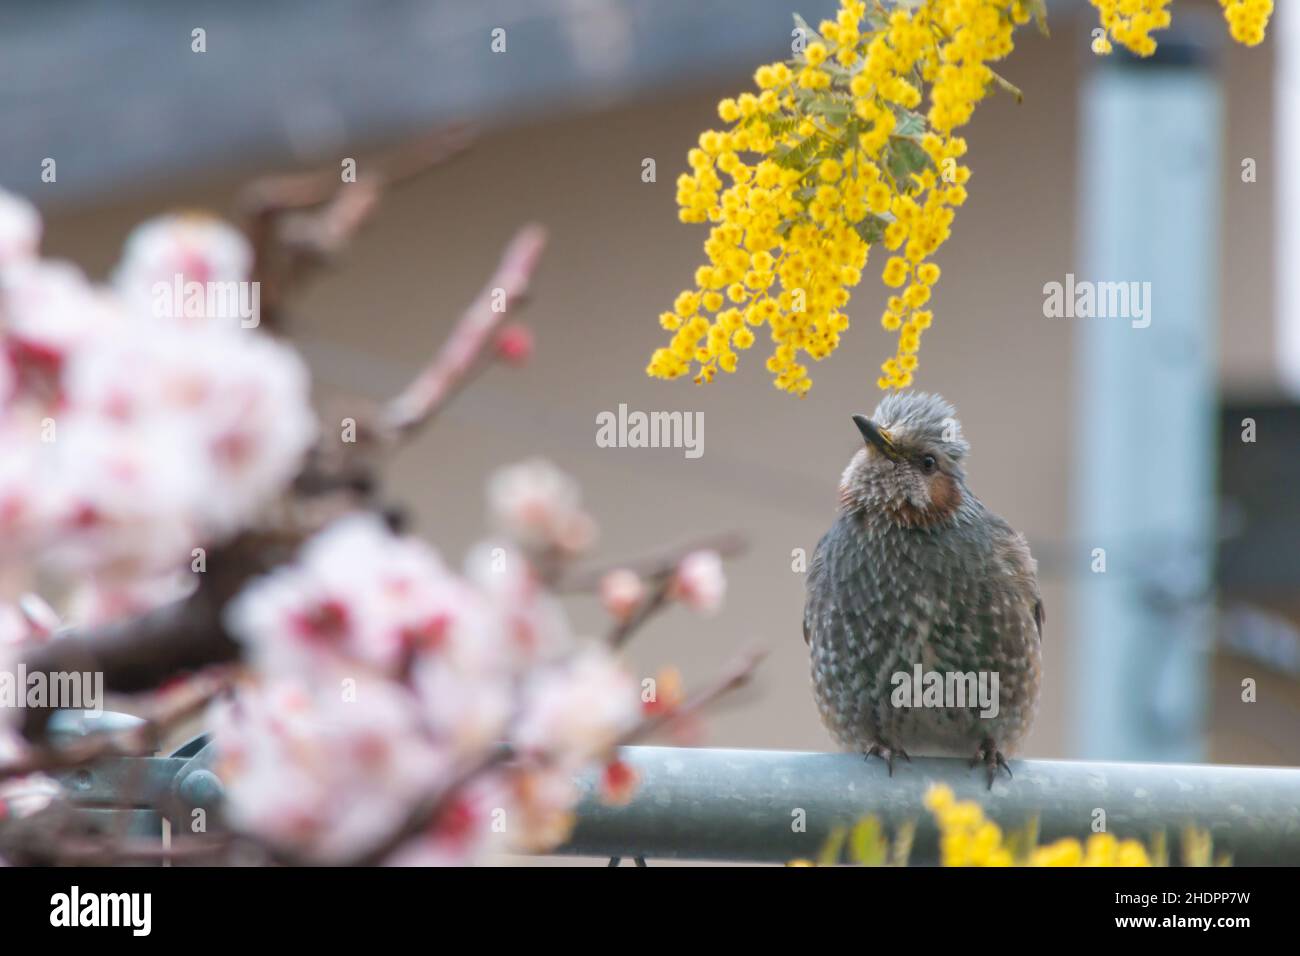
[923,783,955,813]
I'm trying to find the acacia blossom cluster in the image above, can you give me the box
[0,188,317,582]
[922,784,1154,867]
[647,0,1036,395]
[211,459,699,864]
[1090,0,1272,56]
[649,0,1273,396]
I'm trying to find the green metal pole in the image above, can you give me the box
[556,747,1300,865]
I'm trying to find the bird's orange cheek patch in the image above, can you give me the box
[930,473,963,517]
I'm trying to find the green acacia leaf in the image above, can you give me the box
[893,108,926,139]
[818,824,848,866]
[1030,0,1051,36]
[886,137,932,182]
[774,137,820,170]
[801,94,853,124]
[849,815,887,866]
[853,214,891,245]
[889,820,916,867]
[762,116,798,137]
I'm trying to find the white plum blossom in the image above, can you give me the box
[463,539,573,664]
[384,774,506,866]
[0,260,123,396]
[599,568,645,622]
[208,677,452,863]
[59,322,317,541]
[0,190,317,580]
[226,513,494,678]
[487,458,596,554]
[216,497,646,863]
[513,644,640,766]
[0,415,58,557]
[64,572,196,631]
[501,765,583,853]
[0,191,40,268]
[410,656,513,760]
[114,213,254,325]
[0,187,673,868]
[0,191,316,699]
[671,549,726,615]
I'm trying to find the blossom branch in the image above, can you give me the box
[619,647,766,746]
[16,531,290,742]
[560,531,748,593]
[381,223,548,441]
[292,224,548,503]
[336,744,514,868]
[16,224,547,740]
[280,650,765,867]
[606,578,674,649]
[239,125,474,330]
[561,531,745,647]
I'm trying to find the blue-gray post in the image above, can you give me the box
[1071,29,1222,761]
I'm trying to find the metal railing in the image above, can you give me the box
[44,714,1300,865]
[557,747,1300,866]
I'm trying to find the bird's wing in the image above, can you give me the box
[988,514,1044,642]
[802,527,832,646]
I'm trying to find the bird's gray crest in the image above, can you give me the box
[870,391,969,459]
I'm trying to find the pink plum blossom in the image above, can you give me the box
[208,676,452,864]
[487,458,596,555]
[670,549,726,615]
[599,568,645,622]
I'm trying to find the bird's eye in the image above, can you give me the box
[920,454,938,474]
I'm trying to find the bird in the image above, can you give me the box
[803,391,1042,787]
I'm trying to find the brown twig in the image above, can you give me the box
[619,648,767,747]
[16,531,292,743]
[238,125,474,331]
[606,578,674,649]
[381,223,548,440]
[238,125,473,217]
[561,530,749,593]
[584,532,748,647]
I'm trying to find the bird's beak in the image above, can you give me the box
[853,414,901,461]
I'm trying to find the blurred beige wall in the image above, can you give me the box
[36,13,1282,766]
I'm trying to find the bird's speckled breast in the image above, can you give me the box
[805,502,1041,758]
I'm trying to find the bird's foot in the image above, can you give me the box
[863,742,911,777]
[969,737,1012,790]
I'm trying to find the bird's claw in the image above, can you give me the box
[864,743,911,777]
[970,738,1012,790]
